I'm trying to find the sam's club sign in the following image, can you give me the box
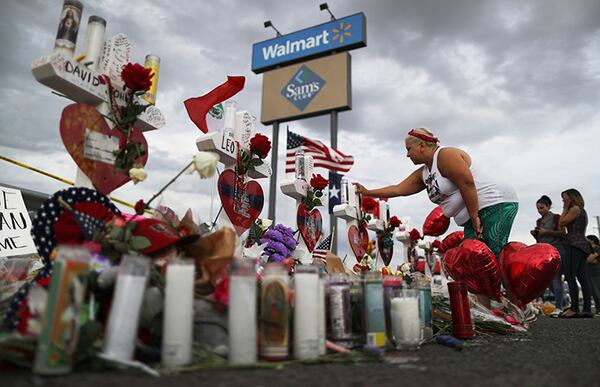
[252,13,366,73]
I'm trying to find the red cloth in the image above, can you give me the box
[184,76,245,133]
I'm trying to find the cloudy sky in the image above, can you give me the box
[1,0,599,258]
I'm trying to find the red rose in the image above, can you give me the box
[134,199,146,215]
[409,228,422,241]
[389,216,401,228]
[250,133,271,159]
[121,63,154,92]
[310,174,329,190]
[361,196,378,214]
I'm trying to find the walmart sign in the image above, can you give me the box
[252,13,366,73]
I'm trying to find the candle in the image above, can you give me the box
[349,277,364,348]
[102,255,150,361]
[317,269,326,355]
[382,275,402,346]
[234,110,254,151]
[53,0,84,57]
[82,16,106,71]
[304,155,314,181]
[295,151,306,180]
[448,281,474,339]
[162,261,195,367]
[294,266,319,359]
[327,273,353,347]
[142,54,160,105]
[228,259,257,364]
[340,178,349,204]
[363,272,386,347]
[390,290,421,351]
[259,263,289,360]
[417,276,433,341]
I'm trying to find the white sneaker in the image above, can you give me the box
[549,310,561,318]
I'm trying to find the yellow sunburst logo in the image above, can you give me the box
[332,22,352,44]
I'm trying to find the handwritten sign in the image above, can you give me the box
[98,34,132,84]
[0,186,38,257]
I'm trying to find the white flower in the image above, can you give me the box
[258,218,273,230]
[187,152,219,178]
[399,262,412,274]
[129,167,147,184]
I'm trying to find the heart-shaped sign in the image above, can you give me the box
[297,203,322,252]
[442,239,502,300]
[499,242,560,305]
[423,206,450,236]
[218,169,264,236]
[60,103,148,195]
[377,234,394,267]
[348,224,369,262]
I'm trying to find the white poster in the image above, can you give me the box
[0,186,38,257]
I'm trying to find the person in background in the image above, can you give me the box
[531,195,566,317]
[558,189,593,318]
[585,235,600,315]
[354,127,518,307]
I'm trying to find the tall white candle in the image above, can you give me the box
[304,155,314,181]
[317,272,326,355]
[228,260,257,364]
[294,267,319,359]
[162,262,195,367]
[82,16,106,71]
[235,110,254,151]
[390,296,421,350]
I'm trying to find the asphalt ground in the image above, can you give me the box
[3,315,600,387]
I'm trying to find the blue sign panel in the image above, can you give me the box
[280,65,326,111]
[252,13,366,73]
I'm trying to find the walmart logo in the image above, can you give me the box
[281,65,326,111]
[332,22,352,43]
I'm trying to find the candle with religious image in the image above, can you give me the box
[81,16,106,71]
[228,259,257,364]
[53,0,84,57]
[162,261,195,367]
[102,255,150,361]
[259,263,289,361]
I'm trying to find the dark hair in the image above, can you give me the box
[587,235,599,245]
[561,188,585,208]
[536,195,552,207]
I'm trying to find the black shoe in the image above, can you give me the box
[579,312,594,318]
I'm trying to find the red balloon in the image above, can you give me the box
[442,239,502,300]
[439,231,464,253]
[499,242,560,305]
[423,206,451,236]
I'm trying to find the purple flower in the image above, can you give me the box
[275,224,294,237]
[266,241,288,256]
[282,236,298,250]
[269,253,285,263]
[262,229,283,243]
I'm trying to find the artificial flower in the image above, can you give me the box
[186,151,219,178]
[310,174,329,190]
[409,228,422,241]
[121,62,154,92]
[249,133,271,159]
[361,196,378,213]
[389,216,401,228]
[258,218,273,230]
[129,167,147,184]
[134,199,146,215]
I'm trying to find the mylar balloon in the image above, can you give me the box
[423,206,450,236]
[442,239,501,300]
[439,231,464,253]
[499,242,560,305]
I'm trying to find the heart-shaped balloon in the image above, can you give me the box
[442,239,501,300]
[377,234,394,267]
[348,224,368,262]
[60,103,148,195]
[439,231,464,253]
[423,206,450,236]
[218,170,264,236]
[297,203,322,252]
[499,242,560,305]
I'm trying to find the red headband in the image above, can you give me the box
[408,129,439,143]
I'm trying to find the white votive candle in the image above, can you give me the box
[294,266,319,359]
[228,259,257,364]
[162,262,195,367]
[390,293,421,351]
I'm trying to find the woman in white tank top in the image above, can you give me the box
[354,127,519,305]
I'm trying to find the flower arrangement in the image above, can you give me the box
[101,62,154,175]
[377,215,401,249]
[353,253,375,273]
[260,224,298,263]
[301,174,328,211]
[236,133,271,176]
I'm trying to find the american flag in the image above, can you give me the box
[286,130,354,173]
[312,234,332,260]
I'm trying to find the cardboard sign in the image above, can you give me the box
[0,186,38,256]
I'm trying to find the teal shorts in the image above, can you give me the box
[463,202,519,257]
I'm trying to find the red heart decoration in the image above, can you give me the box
[60,103,148,195]
[296,204,322,252]
[499,242,560,305]
[377,234,394,267]
[218,170,264,236]
[423,206,450,236]
[442,239,502,300]
[348,224,369,262]
[439,231,464,253]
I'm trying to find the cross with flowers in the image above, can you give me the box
[32,27,165,195]
[280,153,326,264]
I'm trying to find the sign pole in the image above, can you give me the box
[268,121,280,224]
[330,110,338,255]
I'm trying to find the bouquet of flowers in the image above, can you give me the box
[260,224,298,263]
